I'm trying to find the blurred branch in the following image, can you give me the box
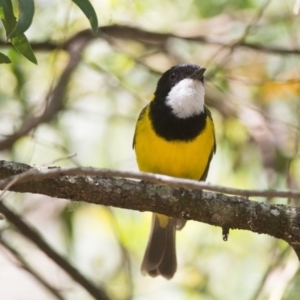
[0,238,65,300]
[250,246,291,300]
[0,23,295,152]
[0,34,90,151]
[206,0,272,75]
[1,24,300,56]
[0,199,110,300]
[0,160,300,261]
[235,0,271,43]
[105,207,134,300]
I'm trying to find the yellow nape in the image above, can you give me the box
[134,106,215,180]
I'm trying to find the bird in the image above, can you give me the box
[133,63,216,279]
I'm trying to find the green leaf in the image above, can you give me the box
[10,0,35,37]
[72,0,98,34]
[11,33,37,64]
[0,0,17,37]
[0,52,11,63]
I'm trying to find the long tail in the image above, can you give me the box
[141,214,177,279]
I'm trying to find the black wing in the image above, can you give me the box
[132,105,148,149]
[200,107,216,181]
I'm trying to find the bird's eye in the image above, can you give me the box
[169,73,177,81]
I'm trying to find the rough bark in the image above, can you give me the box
[0,160,300,259]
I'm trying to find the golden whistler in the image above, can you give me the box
[133,64,216,279]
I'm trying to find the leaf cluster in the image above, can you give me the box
[0,0,98,64]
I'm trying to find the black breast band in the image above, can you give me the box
[149,101,207,141]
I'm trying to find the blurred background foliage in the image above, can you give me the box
[0,0,300,299]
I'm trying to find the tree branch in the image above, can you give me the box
[1,24,299,56]
[0,160,299,199]
[0,160,300,260]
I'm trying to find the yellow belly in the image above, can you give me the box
[134,107,215,180]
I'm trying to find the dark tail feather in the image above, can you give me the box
[141,214,177,279]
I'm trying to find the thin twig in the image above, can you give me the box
[46,153,77,165]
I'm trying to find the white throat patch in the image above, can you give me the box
[166,78,205,119]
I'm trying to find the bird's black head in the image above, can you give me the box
[154,64,206,99]
[149,64,208,140]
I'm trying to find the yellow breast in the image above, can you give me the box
[134,106,215,180]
